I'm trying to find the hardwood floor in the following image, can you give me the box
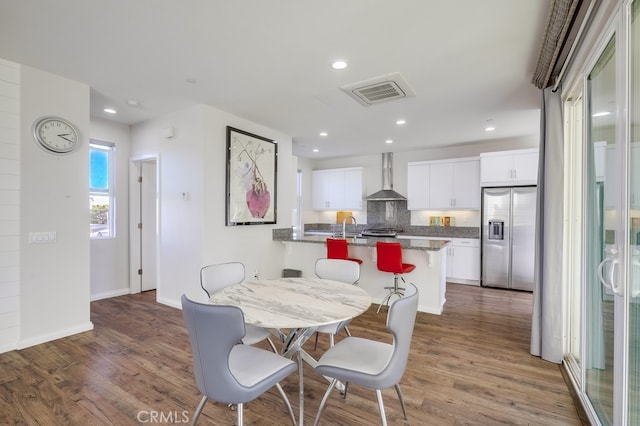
[0,284,583,425]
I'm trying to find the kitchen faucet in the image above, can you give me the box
[342,216,357,238]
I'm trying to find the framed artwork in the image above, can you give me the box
[226,126,277,225]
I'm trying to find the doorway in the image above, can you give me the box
[130,156,158,294]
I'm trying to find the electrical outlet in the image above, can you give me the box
[253,270,259,279]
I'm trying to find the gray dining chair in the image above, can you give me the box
[313,258,361,349]
[313,283,419,426]
[181,295,297,426]
[200,262,277,352]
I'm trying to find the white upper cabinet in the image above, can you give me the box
[480,148,539,186]
[450,159,480,209]
[408,157,480,210]
[407,163,430,210]
[312,167,363,210]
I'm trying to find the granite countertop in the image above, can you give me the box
[274,232,449,252]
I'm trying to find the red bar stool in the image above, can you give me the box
[326,238,363,264]
[375,241,415,313]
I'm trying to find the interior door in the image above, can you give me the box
[140,160,157,291]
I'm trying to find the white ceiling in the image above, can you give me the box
[0,0,551,159]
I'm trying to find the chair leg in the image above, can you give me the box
[375,389,388,426]
[313,378,338,426]
[266,337,278,353]
[329,333,335,347]
[191,395,207,426]
[237,402,243,426]
[313,332,319,350]
[341,382,349,399]
[275,382,297,426]
[376,291,394,313]
[394,383,408,420]
[344,326,351,337]
[377,274,405,313]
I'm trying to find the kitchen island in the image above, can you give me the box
[274,231,449,314]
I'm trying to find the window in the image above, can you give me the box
[90,141,115,238]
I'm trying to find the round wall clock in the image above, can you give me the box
[32,116,79,154]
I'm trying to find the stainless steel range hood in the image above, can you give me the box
[366,152,406,201]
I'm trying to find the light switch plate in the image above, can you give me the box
[29,231,57,244]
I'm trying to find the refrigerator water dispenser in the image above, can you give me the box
[488,220,504,240]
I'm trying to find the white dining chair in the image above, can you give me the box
[313,283,419,426]
[313,258,361,349]
[200,262,277,352]
[181,295,297,426]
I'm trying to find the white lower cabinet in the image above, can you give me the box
[398,236,480,284]
[445,239,480,283]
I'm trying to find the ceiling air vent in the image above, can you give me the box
[341,72,416,106]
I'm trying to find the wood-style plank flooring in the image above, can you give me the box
[0,284,584,425]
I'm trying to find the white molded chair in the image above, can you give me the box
[200,262,277,352]
[313,283,419,426]
[313,258,361,348]
[181,295,297,426]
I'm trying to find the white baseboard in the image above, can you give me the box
[16,321,94,350]
[90,288,131,301]
[447,278,480,286]
[0,342,16,354]
[157,296,181,309]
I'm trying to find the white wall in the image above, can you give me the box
[303,135,539,226]
[89,117,131,300]
[18,65,92,349]
[0,58,20,353]
[130,104,295,307]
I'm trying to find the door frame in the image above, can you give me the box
[129,154,160,296]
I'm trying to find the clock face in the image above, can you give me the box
[33,116,79,154]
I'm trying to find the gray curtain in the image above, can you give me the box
[530,86,564,362]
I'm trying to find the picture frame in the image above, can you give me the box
[226,126,277,226]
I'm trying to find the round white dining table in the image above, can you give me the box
[209,277,371,425]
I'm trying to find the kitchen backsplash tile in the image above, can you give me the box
[366,200,410,228]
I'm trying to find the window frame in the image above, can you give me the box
[89,140,115,239]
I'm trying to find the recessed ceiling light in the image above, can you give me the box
[332,60,347,70]
[592,111,611,117]
[396,119,406,125]
[319,132,328,137]
[385,139,393,144]
[103,108,117,114]
[186,77,197,84]
[484,126,495,132]
[313,148,319,153]
[126,99,140,107]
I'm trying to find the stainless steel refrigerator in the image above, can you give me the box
[482,186,537,291]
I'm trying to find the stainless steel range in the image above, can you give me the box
[361,228,398,237]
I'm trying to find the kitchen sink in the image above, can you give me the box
[331,232,364,238]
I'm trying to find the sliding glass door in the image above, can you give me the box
[573,2,640,424]
[585,34,618,426]
[627,1,640,423]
